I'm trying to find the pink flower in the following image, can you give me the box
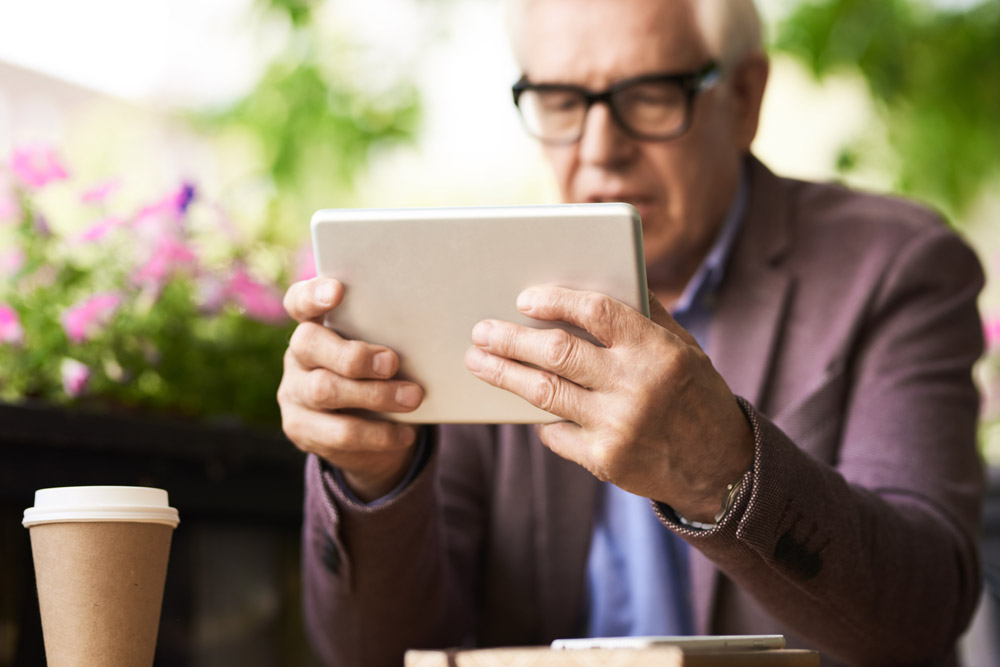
[9,146,69,188]
[60,358,90,397]
[80,179,121,204]
[0,305,24,345]
[78,216,127,243]
[62,292,121,343]
[227,266,287,324]
[133,182,197,226]
[0,250,24,277]
[986,319,1000,350]
[132,237,198,288]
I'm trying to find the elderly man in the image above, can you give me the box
[278,0,985,665]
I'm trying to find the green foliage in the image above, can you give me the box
[215,58,419,197]
[194,1,421,240]
[256,0,321,27]
[774,0,1000,217]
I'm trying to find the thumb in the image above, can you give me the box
[646,289,701,349]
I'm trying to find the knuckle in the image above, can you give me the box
[276,378,291,406]
[329,418,361,446]
[278,362,309,405]
[306,370,336,407]
[479,352,502,385]
[491,359,511,388]
[588,443,615,482]
[334,418,396,451]
[338,340,371,377]
[657,341,685,375]
[281,285,297,319]
[365,380,395,410]
[377,424,406,451]
[289,322,319,354]
[529,373,559,412]
[544,329,576,372]
[282,346,297,370]
[583,293,613,325]
[281,413,309,451]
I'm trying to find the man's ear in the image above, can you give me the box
[729,52,770,151]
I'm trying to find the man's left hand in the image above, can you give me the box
[465,285,754,524]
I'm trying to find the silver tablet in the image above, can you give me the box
[310,203,648,424]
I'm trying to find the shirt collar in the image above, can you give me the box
[672,168,748,317]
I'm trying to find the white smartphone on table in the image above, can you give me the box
[550,635,786,651]
[310,203,648,424]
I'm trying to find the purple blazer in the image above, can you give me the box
[301,158,985,666]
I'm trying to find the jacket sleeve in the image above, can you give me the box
[301,425,493,667]
[658,225,985,665]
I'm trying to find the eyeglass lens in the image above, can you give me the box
[518,78,691,143]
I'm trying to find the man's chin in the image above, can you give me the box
[642,236,688,281]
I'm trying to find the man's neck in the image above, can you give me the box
[646,250,710,311]
[647,165,750,314]
[649,283,687,312]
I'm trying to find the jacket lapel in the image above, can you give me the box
[709,157,795,407]
[694,157,796,634]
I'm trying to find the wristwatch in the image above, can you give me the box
[674,473,746,531]
[714,476,745,523]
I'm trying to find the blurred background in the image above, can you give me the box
[0,0,998,665]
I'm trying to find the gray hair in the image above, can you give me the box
[693,0,765,67]
[507,0,765,69]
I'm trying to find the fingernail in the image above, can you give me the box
[315,281,336,307]
[517,289,538,311]
[472,321,493,347]
[398,425,417,447]
[396,384,422,409]
[372,351,394,377]
[466,347,486,372]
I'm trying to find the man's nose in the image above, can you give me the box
[577,102,634,167]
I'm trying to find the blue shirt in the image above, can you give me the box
[583,174,748,638]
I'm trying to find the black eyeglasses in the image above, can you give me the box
[511,62,721,144]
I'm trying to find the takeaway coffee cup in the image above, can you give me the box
[22,486,180,667]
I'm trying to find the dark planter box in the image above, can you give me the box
[0,401,316,667]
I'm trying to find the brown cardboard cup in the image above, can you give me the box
[22,486,180,667]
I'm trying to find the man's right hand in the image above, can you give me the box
[278,277,425,502]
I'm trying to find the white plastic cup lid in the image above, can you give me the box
[22,486,180,528]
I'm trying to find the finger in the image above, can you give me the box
[538,422,628,488]
[289,321,400,379]
[298,367,424,413]
[471,319,613,390]
[515,286,643,348]
[646,289,700,348]
[535,420,589,468]
[283,277,344,323]
[281,402,418,458]
[465,346,591,423]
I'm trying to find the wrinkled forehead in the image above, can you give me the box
[512,0,712,86]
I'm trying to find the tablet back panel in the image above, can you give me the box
[311,203,647,424]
